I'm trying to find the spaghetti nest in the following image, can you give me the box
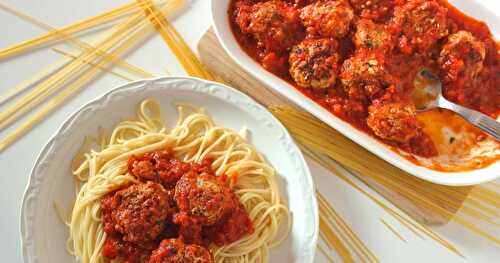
[68,99,290,263]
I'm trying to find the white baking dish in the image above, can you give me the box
[211,0,500,186]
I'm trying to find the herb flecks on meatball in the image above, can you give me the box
[289,38,340,89]
[128,149,192,189]
[438,30,486,84]
[349,0,395,21]
[300,0,354,38]
[235,0,304,53]
[367,102,419,143]
[100,182,173,246]
[174,172,233,225]
[148,238,214,263]
[340,51,396,102]
[391,0,448,54]
[354,19,393,51]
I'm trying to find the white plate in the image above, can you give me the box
[211,0,500,186]
[20,77,318,263]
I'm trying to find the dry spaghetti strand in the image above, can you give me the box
[0,2,156,79]
[380,219,407,243]
[0,1,185,151]
[0,0,168,61]
[318,244,336,263]
[136,0,219,81]
[0,11,147,132]
[299,142,466,258]
[318,192,379,263]
[51,48,134,81]
[0,57,70,105]
[271,107,500,245]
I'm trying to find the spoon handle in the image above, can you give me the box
[439,97,500,141]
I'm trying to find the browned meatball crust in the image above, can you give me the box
[100,182,172,245]
[235,0,304,53]
[300,0,354,38]
[174,172,233,225]
[349,0,395,21]
[391,0,448,54]
[149,238,213,263]
[354,19,393,51]
[438,30,486,84]
[367,103,419,143]
[289,38,340,89]
[340,51,396,101]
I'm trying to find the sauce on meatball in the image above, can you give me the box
[300,0,354,38]
[173,172,253,246]
[349,0,395,21]
[149,238,213,263]
[391,0,448,54]
[101,182,173,245]
[228,0,499,168]
[354,19,393,51]
[102,149,254,262]
[234,0,304,53]
[438,31,486,85]
[289,38,340,89]
[340,51,396,102]
[174,172,233,225]
[367,102,419,143]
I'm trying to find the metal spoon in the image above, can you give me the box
[412,70,500,141]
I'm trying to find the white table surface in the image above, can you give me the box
[0,0,499,262]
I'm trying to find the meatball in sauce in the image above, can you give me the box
[174,172,233,225]
[349,0,395,21]
[367,102,419,143]
[353,19,393,51]
[300,0,354,38]
[229,0,499,168]
[149,238,213,263]
[101,182,173,246]
[438,30,486,85]
[391,0,448,54]
[102,149,254,263]
[340,51,396,102]
[234,0,304,53]
[289,38,340,89]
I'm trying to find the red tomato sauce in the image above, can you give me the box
[100,149,253,263]
[228,0,499,171]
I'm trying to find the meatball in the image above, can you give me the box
[340,51,395,101]
[300,0,354,38]
[100,182,172,245]
[174,172,233,225]
[130,159,157,181]
[349,0,395,21]
[149,239,213,263]
[353,19,393,51]
[102,235,150,262]
[438,31,486,84]
[391,0,448,54]
[234,0,304,53]
[128,149,192,189]
[292,0,320,7]
[289,38,340,89]
[367,103,419,143]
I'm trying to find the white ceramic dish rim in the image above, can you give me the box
[20,76,318,263]
[211,0,500,186]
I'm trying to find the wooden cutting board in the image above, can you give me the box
[197,28,471,225]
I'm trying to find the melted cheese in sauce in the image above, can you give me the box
[399,109,500,172]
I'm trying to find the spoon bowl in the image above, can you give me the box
[412,69,500,141]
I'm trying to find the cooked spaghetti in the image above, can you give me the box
[67,99,290,263]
